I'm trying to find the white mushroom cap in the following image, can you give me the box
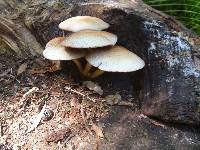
[58,16,109,32]
[62,30,117,48]
[85,46,145,72]
[45,37,65,48]
[43,37,86,60]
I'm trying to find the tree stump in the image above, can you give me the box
[1,0,200,125]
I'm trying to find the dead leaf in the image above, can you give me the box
[105,94,121,105]
[83,81,103,95]
[30,61,61,74]
[45,128,71,143]
[30,67,52,74]
[17,63,27,76]
[27,103,47,133]
[91,123,104,138]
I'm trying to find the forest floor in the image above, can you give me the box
[1,50,200,150]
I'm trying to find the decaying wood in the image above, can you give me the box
[0,17,43,56]
[0,0,200,125]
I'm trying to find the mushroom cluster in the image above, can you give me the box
[43,16,145,78]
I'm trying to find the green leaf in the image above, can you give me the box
[144,0,200,35]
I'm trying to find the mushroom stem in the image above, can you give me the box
[72,59,83,73]
[83,63,92,76]
[90,69,105,78]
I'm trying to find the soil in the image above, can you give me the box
[0,49,200,150]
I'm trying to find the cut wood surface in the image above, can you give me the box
[1,0,199,124]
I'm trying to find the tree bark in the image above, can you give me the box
[1,0,200,125]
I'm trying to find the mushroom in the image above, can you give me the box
[84,46,145,78]
[58,16,109,32]
[45,37,65,48]
[43,37,86,72]
[61,30,117,48]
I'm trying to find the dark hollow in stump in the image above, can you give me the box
[1,0,200,125]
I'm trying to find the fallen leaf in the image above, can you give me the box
[30,61,61,74]
[105,94,121,105]
[17,63,27,76]
[83,81,103,95]
[91,123,104,138]
[45,128,71,143]
[27,103,47,133]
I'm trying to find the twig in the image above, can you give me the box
[54,133,75,150]
[19,87,39,108]
[65,86,96,102]
[0,122,7,137]
[117,101,134,107]
[21,87,39,100]
[0,122,3,136]
[80,106,93,135]
[61,134,75,148]
[149,119,167,129]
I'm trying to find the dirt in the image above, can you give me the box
[0,49,105,149]
[0,50,200,150]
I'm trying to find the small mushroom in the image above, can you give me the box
[45,37,65,48]
[61,30,117,48]
[84,46,145,78]
[43,37,86,72]
[58,16,109,32]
